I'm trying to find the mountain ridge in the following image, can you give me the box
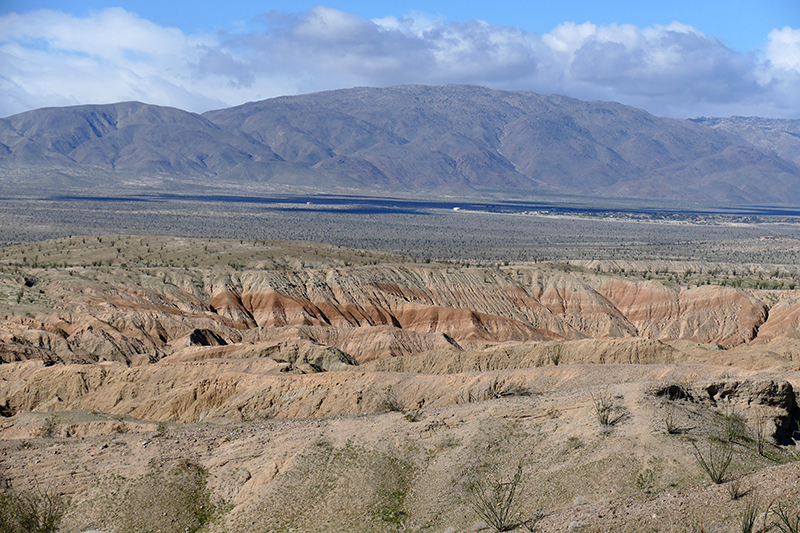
[2,84,800,206]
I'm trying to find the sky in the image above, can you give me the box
[1,0,799,119]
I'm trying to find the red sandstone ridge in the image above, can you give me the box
[752,297,800,343]
[0,262,790,368]
[597,279,767,347]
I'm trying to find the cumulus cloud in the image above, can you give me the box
[0,6,798,118]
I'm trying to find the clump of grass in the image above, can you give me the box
[717,403,748,443]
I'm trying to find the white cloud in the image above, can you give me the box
[766,26,800,72]
[0,6,798,119]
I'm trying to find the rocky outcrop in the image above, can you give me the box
[362,337,679,373]
[752,297,800,344]
[648,378,800,444]
[0,257,791,371]
[597,280,768,347]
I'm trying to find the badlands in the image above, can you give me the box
[1,235,800,532]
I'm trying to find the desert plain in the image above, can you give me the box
[0,197,799,532]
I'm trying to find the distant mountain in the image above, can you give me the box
[2,85,800,206]
[690,116,800,167]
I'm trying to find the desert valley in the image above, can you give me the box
[1,85,800,532]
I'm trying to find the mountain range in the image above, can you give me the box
[1,84,799,206]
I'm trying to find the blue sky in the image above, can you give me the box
[2,1,799,118]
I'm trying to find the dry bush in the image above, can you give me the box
[692,440,734,484]
[0,486,66,533]
[465,462,524,532]
[741,492,760,533]
[376,386,405,413]
[591,390,623,427]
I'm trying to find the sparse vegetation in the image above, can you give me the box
[693,440,734,484]
[465,461,524,532]
[591,390,622,427]
[104,460,223,533]
[1,209,800,532]
[741,492,760,533]
[0,486,66,533]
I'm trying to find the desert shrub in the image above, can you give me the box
[483,378,534,400]
[458,378,533,404]
[36,415,58,438]
[741,492,759,533]
[663,402,681,434]
[376,386,404,413]
[465,462,523,532]
[727,476,746,500]
[154,421,169,438]
[591,391,622,427]
[773,502,800,533]
[403,408,423,422]
[751,411,770,456]
[0,486,66,533]
[692,440,733,484]
[105,460,222,533]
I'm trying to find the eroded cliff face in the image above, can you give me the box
[0,262,791,370]
[596,279,769,346]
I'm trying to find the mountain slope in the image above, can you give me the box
[1,85,799,205]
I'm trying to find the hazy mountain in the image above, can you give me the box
[2,85,799,206]
[691,116,800,167]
